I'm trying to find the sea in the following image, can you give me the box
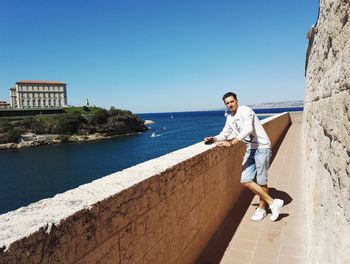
[0,107,302,214]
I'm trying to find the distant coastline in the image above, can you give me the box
[248,100,304,109]
[139,100,304,115]
[0,131,143,151]
[213,100,304,112]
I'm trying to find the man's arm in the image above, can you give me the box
[216,108,254,147]
[216,137,240,147]
[203,117,232,143]
[214,117,233,141]
[235,109,254,142]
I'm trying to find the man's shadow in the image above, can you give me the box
[196,188,293,264]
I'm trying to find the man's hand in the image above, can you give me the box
[216,141,231,147]
[204,137,215,144]
[215,138,240,147]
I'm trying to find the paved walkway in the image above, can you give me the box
[197,118,307,264]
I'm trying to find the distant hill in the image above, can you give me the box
[248,100,304,109]
[215,100,304,111]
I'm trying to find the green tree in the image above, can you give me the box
[89,109,109,125]
[4,128,22,143]
[82,106,90,112]
[0,120,12,133]
[55,113,85,134]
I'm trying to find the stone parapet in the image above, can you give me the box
[304,0,350,262]
[0,112,292,264]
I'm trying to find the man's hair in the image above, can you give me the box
[222,92,237,101]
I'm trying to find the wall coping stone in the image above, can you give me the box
[0,112,287,251]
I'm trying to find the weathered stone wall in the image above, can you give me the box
[0,113,291,264]
[304,0,350,263]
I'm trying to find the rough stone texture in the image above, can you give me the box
[304,0,350,263]
[0,113,291,264]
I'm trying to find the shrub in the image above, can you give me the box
[4,128,22,143]
[55,113,85,134]
[0,120,12,133]
[89,109,109,125]
[31,116,57,134]
[82,106,90,112]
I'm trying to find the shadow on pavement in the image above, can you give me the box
[196,189,254,264]
[196,187,293,263]
[269,187,293,206]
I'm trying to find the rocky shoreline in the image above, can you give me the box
[0,132,142,151]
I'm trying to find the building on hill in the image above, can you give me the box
[9,80,67,108]
[10,87,17,108]
[0,100,10,109]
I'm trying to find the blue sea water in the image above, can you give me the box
[0,108,302,214]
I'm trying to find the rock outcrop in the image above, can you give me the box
[304,0,350,263]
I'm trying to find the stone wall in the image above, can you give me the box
[0,113,291,264]
[304,0,350,263]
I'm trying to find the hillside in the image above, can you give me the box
[248,100,304,109]
[0,106,147,148]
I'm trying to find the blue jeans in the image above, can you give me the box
[241,148,272,185]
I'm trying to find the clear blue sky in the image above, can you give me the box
[0,0,319,113]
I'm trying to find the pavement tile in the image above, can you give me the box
[256,239,281,249]
[281,232,306,245]
[282,227,305,238]
[253,246,280,259]
[220,249,253,264]
[237,222,263,232]
[251,257,278,264]
[278,255,307,264]
[279,243,306,258]
[235,229,260,241]
[261,219,284,231]
[228,239,256,252]
[220,260,248,264]
[258,229,283,244]
[283,219,306,229]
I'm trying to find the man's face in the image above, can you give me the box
[224,96,238,114]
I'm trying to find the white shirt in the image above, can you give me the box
[214,105,271,149]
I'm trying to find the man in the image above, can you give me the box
[204,92,283,221]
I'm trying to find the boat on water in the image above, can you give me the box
[224,110,228,117]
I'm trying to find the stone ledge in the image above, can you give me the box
[0,141,215,250]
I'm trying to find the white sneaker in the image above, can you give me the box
[251,208,267,221]
[269,199,284,221]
